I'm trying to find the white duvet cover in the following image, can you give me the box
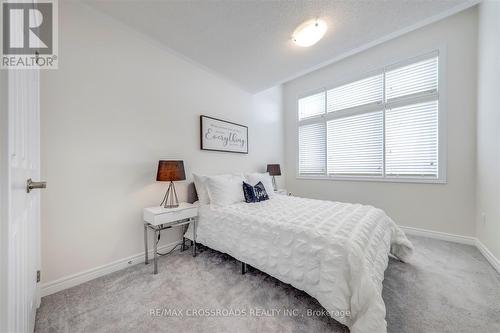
[186,195,413,333]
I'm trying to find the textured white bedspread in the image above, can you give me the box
[186,195,413,333]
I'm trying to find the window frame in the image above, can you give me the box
[296,48,447,184]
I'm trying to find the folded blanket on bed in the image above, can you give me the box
[186,195,413,333]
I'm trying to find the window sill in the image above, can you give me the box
[296,175,447,184]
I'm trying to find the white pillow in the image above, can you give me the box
[205,174,245,206]
[192,173,210,205]
[245,172,274,196]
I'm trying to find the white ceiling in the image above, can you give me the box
[84,0,477,93]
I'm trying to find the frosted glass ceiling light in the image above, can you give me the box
[292,19,327,47]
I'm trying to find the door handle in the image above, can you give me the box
[26,178,47,193]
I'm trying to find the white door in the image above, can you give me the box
[5,67,43,333]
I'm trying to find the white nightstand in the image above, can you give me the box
[143,203,198,274]
[275,189,289,196]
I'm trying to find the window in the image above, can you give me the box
[297,51,443,182]
[327,111,383,176]
[299,123,326,175]
[298,92,325,120]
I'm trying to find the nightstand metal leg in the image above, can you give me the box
[181,237,185,252]
[192,217,197,257]
[241,262,247,275]
[144,224,149,265]
[153,228,158,274]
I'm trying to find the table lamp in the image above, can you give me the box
[266,164,281,191]
[156,160,186,208]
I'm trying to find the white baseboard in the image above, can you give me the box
[400,226,476,245]
[475,238,500,274]
[401,225,500,274]
[41,241,179,297]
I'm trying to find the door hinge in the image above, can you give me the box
[36,270,41,283]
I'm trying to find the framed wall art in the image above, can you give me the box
[200,115,248,154]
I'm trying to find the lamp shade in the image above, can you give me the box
[156,160,186,181]
[266,164,281,176]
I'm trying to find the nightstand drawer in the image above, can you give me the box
[143,204,198,226]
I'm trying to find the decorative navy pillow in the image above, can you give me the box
[253,181,269,202]
[242,181,269,203]
[242,182,257,203]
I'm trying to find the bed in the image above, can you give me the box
[185,193,413,333]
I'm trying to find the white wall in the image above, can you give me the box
[40,2,284,285]
[284,8,478,236]
[0,62,8,333]
[476,1,500,260]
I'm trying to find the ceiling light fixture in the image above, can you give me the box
[292,19,327,47]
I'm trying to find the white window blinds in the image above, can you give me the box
[299,123,326,175]
[327,111,383,175]
[297,52,441,182]
[386,101,438,176]
[327,74,383,113]
[386,57,438,102]
[298,91,325,120]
